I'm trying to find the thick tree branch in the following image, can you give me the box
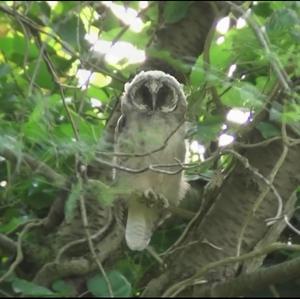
[162,243,300,297]
[195,255,300,297]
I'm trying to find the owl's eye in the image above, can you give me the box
[157,85,177,112]
[156,85,169,107]
[134,85,153,110]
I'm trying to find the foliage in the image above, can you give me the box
[0,1,300,297]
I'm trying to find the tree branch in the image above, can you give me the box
[195,255,300,297]
[0,148,66,188]
[226,1,292,93]
[0,220,43,284]
[0,234,17,256]
[162,243,300,297]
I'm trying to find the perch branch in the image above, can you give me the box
[163,242,300,297]
[195,255,300,297]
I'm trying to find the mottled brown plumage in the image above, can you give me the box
[114,70,188,251]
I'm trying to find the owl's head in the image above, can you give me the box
[121,70,187,116]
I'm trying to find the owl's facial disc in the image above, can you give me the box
[131,80,178,114]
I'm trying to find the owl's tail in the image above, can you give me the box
[125,200,158,251]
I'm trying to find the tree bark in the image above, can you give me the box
[143,134,300,296]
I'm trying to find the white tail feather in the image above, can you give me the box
[125,200,157,251]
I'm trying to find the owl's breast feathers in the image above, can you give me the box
[118,113,185,167]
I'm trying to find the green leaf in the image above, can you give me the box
[193,116,223,144]
[255,76,268,90]
[115,259,143,287]
[0,36,39,64]
[0,217,25,234]
[69,110,102,146]
[53,2,78,16]
[100,26,150,49]
[221,86,243,107]
[0,64,10,78]
[238,83,265,109]
[52,280,76,297]
[85,179,115,206]
[282,104,300,123]
[27,2,51,25]
[87,271,132,297]
[221,83,265,109]
[190,55,205,87]
[146,48,189,74]
[12,278,57,297]
[231,27,261,66]
[210,37,233,71]
[163,1,191,24]
[21,94,60,143]
[252,2,273,18]
[266,8,299,35]
[87,86,109,103]
[55,15,86,51]
[99,10,120,32]
[256,122,280,139]
[90,72,112,88]
[26,60,54,90]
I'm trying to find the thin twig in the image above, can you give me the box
[224,149,284,221]
[98,118,185,158]
[0,148,66,187]
[146,246,165,267]
[0,4,125,83]
[269,285,280,298]
[235,136,282,148]
[222,149,284,257]
[0,220,43,284]
[226,1,292,93]
[79,191,114,297]
[0,288,13,298]
[27,34,46,97]
[202,7,225,114]
[111,2,154,46]
[56,209,112,262]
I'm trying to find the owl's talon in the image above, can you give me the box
[144,189,156,200]
[158,194,169,208]
[142,189,169,208]
[143,189,158,207]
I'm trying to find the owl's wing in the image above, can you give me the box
[113,114,126,181]
[126,198,159,251]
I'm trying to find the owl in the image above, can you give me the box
[114,70,188,251]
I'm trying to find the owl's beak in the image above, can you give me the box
[152,94,156,112]
[146,94,156,116]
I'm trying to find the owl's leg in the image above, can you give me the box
[143,189,169,208]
